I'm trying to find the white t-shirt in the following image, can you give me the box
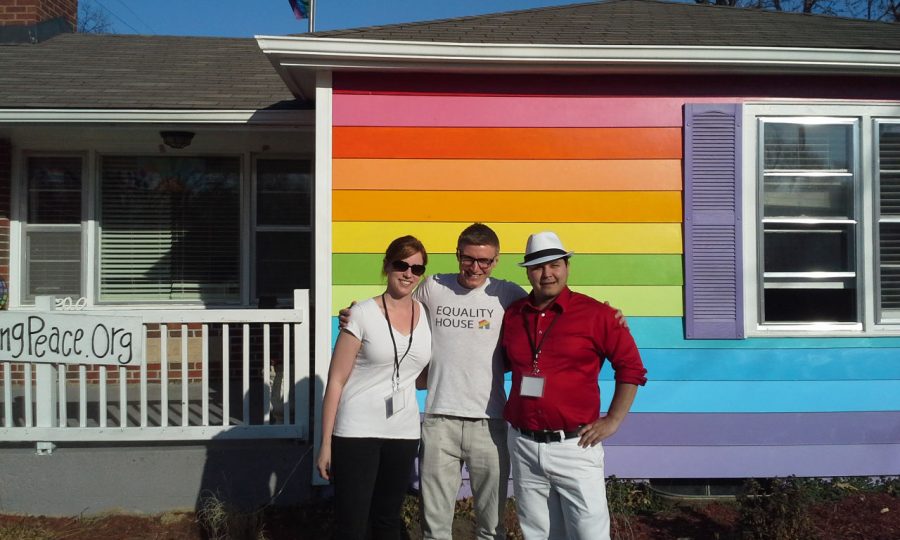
[333,297,432,439]
[415,274,527,419]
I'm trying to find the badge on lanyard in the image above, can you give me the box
[385,388,406,418]
[520,375,545,398]
[520,307,559,399]
[382,293,415,419]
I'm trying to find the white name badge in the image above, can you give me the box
[385,388,406,418]
[520,375,545,398]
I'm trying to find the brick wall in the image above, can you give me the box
[0,0,77,28]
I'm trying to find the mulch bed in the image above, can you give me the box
[1,491,897,539]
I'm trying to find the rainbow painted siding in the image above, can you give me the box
[330,74,900,479]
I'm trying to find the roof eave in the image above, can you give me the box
[0,109,314,125]
[257,35,900,100]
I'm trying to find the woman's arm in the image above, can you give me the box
[316,329,362,481]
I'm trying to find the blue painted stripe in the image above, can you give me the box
[614,380,900,413]
[417,380,900,413]
[608,348,900,381]
[629,317,900,349]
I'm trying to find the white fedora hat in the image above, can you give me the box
[519,231,574,267]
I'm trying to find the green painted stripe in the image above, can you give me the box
[332,284,682,316]
[332,253,683,285]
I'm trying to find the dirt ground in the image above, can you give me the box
[1,490,897,539]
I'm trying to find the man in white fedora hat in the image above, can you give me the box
[502,231,647,540]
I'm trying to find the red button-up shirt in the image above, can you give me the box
[502,287,647,432]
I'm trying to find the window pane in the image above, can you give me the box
[26,230,81,301]
[763,175,852,218]
[764,123,852,170]
[764,288,856,323]
[255,231,311,300]
[759,120,858,325]
[881,223,900,310]
[27,156,81,224]
[764,223,855,273]
[880,124,900,172]
[99,156,240,303]
[256,159,311,226]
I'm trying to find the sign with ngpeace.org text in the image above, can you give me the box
[0,313,143,366]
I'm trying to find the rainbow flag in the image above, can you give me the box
[289,0,310,20]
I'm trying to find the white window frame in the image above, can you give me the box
[11,149,313,310]
[11,151,89,308]
[742,102,900,336]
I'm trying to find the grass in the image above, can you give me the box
[0,520,53,540]
[196,491,268,540]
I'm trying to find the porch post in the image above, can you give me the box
[34,295,58,427]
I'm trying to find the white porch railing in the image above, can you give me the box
[0,290,310,443]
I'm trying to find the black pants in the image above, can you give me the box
[331,436,419,540]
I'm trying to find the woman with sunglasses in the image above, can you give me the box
[317,235,432,540]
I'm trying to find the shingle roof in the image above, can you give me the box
[309,0,900,50]
[0,33,300,110]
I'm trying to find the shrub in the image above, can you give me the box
[738,477,816,540]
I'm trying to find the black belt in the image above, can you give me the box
[515,426,582,443]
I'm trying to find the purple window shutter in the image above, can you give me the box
[684,103,744,339]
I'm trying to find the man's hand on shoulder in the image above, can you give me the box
[337,301,357,329]
[604,301,628,329]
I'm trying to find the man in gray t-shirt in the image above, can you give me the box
[415,223,525,540]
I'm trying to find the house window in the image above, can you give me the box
[23,155,83,302]
[98,156,241,303]
[253,158,312,302]
[877,121,900,322]
[758,119,859,324]
[18,153,312,307]
[684,104,900,337]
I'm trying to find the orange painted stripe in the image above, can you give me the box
[333,127,682,159]
[333,159,682,191]
[333,191,682,223]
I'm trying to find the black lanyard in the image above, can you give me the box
[382,293,415,390]
[522,306,560,375]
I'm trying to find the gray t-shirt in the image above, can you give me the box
[415,274,527,419]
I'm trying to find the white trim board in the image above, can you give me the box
[0,109,314,126]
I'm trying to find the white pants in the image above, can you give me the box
[508,429,610,540]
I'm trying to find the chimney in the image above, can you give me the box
[0,0,78,43]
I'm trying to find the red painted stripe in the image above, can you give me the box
[333,127,682,159]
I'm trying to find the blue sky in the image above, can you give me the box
[88,0,582,37]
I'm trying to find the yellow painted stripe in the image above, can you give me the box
[333,222,683,254]
[332,159,683,191]
[333,191,681,223]
[332,285,682,317]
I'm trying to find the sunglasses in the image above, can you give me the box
[390,260,426,276]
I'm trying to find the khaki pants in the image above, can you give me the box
[420,414,510,540]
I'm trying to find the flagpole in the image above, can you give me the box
[309,0,315,32]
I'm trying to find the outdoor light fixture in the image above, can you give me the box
[160,130,195,149]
